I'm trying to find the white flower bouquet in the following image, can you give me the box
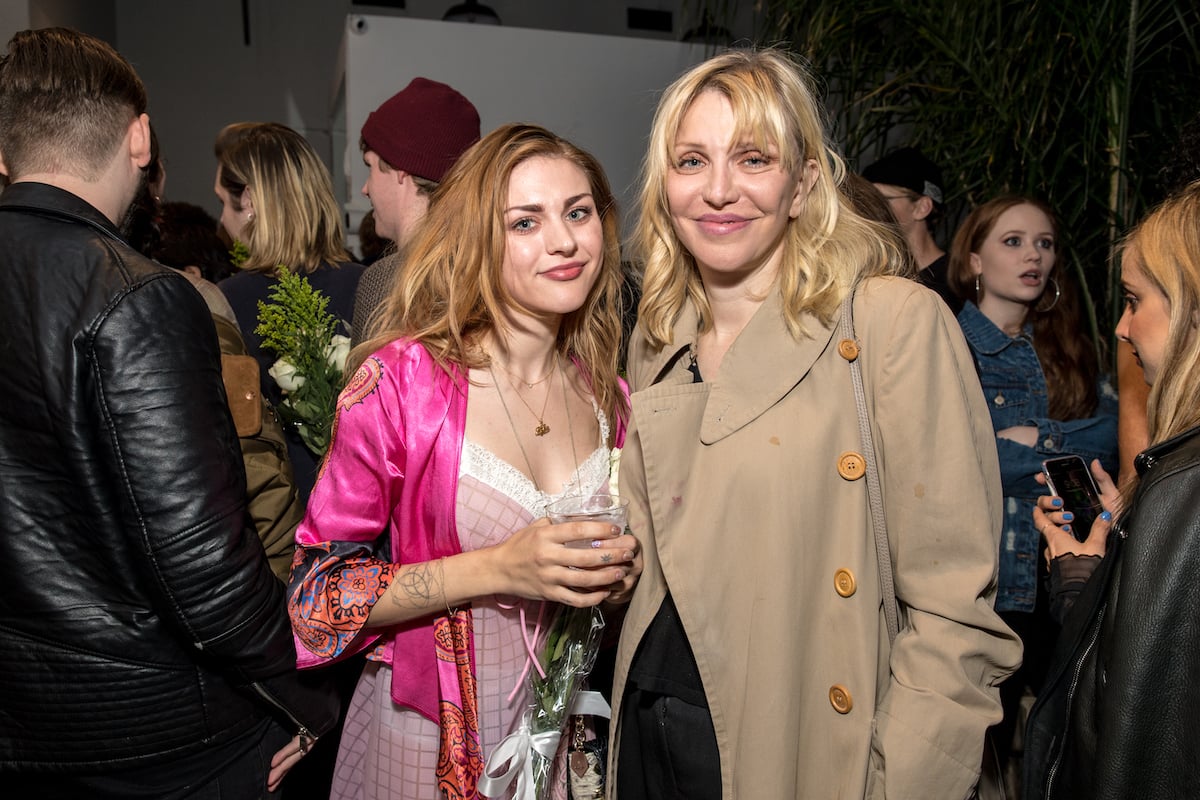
[254,270,349,455]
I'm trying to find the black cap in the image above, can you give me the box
[863,147,944,205]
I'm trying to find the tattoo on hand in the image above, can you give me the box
[601,553,613,563]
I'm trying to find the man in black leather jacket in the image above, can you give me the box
[0,28,337,798]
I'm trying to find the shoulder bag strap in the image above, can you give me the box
[840,292,1006,799]
[838,291,900,644]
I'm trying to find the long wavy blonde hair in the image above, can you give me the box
[635,48,908,348]
[353,123,628,437]
[1123,182,1200,446]
[215,122,350,274]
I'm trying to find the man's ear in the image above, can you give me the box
[129,113,151,169]
[912,194,934,222]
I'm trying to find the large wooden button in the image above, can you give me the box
[837,338,860,361]
[834,568,856,597]
[837,451,866,481]
[829,684,853,714]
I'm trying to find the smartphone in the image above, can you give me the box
[1041,455,1103,542]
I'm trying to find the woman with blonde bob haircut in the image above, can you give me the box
[288,123,639,799]
[216,121,365,502]
[612,48,1020,799]
[1027,183,1200,798]
[215,121,351,274]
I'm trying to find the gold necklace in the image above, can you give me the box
[495,356,556,436]
[489,358,581,497]
[494,357,556,389]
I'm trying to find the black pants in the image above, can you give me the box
[617,688,721,800]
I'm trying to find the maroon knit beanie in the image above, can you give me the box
[361,77,481,183]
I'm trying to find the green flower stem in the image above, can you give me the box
[255,270,344,456]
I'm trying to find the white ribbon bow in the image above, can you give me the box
[477,691,612,799]
[477,720,560,799]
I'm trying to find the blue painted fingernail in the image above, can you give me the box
[1062,512,1074,521]
[1062,525,1072,534]
[1050,497,1063,508]
[1099,511,1112,522]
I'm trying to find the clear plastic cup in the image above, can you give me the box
[546,493,628,548]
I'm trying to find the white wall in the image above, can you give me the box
[115,0,350,220]
[9,0,751,228]
[0,0,116,50]
[340,15,708,237]
[0,0,29,40]
[30,0,115,40]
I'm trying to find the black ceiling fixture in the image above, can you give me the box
[442,0,501,25]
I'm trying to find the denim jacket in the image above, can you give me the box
[957,301,1118,612]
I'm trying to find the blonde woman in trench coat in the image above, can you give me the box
[610,49,1022,799]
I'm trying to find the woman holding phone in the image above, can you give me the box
[1025,182,1200,798]
[947,197,1118,769]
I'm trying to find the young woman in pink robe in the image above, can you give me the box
[287,124,639,800]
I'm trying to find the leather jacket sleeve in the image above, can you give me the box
[93,273,298,684]
[1086,460,1200,797]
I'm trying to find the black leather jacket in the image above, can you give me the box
[1024,424,1200,799]
[0,183,337,771]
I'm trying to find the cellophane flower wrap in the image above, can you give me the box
[254,269,349,455]
[528,603,605,798]
[478,584,607,800]
[522,451,623,797]
[481,450,623,799]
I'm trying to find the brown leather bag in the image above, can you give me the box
[214,315,304,583]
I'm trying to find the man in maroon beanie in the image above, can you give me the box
[351,77,480,343]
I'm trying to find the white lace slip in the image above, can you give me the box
[461,400,612,518]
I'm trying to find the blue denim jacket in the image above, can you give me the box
[957,301,1118,612]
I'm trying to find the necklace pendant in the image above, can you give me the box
[534,421,550,437]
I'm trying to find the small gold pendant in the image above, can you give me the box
[534,421,550,436]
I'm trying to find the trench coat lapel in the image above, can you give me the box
[629,286,843,542]
[701,289,839,443]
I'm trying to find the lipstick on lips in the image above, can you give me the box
[542,261,586,281]
[697,214,750,234]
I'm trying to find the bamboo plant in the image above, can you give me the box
[692,0,1200,347]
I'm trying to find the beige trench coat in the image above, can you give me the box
[612,277,1022,799]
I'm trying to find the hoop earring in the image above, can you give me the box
[1036,278,1061,313]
